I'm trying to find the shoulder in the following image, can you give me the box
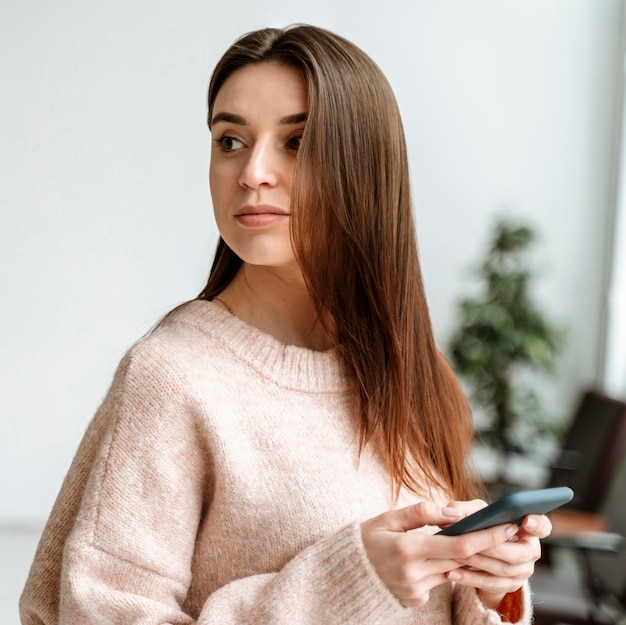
[118,299,229,384]
[84,304,225,471]
[103,298,275,420]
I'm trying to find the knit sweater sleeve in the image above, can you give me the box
[195,522,415,624]
[19,341,411,625]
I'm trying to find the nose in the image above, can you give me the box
[238,140,278,189]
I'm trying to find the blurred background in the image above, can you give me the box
[2,0,626,623]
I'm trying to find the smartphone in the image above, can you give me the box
[438,486,574,536]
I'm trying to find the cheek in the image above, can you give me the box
[208,158,221,193]
[209,161,234,208]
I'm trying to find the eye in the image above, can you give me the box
[286,134,303,152]
[215,135,245,153]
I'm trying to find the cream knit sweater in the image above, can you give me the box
[20,300,531,625]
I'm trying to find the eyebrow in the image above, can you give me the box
[279,112,308,125]
[210,111,308,128]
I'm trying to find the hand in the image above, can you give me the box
[360,501,520,608]
[445,513,553,610]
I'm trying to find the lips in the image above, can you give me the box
[235,204,288,216]
[235,204,289,228]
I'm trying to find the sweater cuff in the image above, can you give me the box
[297,522,410,623]
[454,582,532,625]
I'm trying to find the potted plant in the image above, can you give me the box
[447,217,567,486]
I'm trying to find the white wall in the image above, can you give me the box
[1,0,623,523]
[604,64,626,398]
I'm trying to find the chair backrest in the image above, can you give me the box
[547,390,626,512]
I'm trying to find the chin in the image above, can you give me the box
[230,242,298,271]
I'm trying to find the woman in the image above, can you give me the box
[20,24,550,624]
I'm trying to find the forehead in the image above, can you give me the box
[212,63,308,119]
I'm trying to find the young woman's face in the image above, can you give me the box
[209,62,307,271]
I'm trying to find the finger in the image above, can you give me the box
[377,501,465,533]
[433,523,519,561]
[389,572,452,609]
[398,549,466,581]
[456,550,537,580]
[445,499,489,517]
[392,522,518,564]
[438,499,489,531]
[447,566,526,596]
[519,514,552,539]
[462,535,542,570]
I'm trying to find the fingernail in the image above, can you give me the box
[442,506,464,517]
[525,516,537,529]
[447,571,462,581]
[505,524,518,539]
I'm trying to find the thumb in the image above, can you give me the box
[376,501,465,533]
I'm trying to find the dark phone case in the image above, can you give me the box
[438,486,574,536]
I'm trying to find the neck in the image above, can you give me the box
[217,264,337,351]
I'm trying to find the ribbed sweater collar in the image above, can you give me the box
[171,299,350,395]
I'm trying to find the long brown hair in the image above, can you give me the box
[199,25,479,501]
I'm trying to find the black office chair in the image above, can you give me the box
[546,390,626,514]
[532,458,626,625]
